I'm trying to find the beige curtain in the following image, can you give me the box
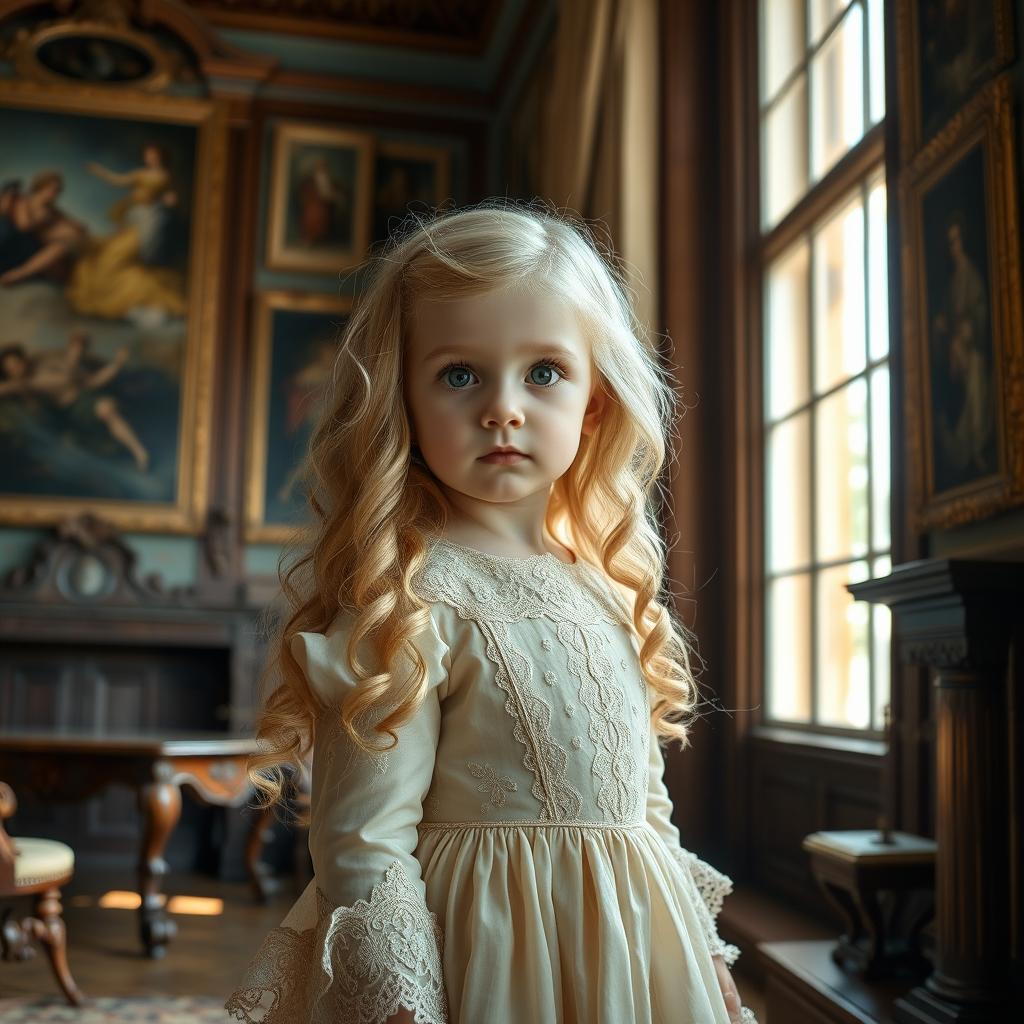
[539,0,659,334]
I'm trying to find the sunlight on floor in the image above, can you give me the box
[87,890,223,915]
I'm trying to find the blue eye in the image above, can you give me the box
[438,360,573,391]
[444,366,476,389]
[528,364,561,387]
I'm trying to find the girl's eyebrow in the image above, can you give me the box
[422,341,580,363]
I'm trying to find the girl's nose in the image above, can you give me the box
[481,391,528,423]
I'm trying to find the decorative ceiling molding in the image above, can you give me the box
[190,0,503,53]
[0,0,278,89]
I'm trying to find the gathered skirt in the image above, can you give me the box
[414,820,734,1024]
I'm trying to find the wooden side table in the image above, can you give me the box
[0,731,261,958]
[803,830,937,980]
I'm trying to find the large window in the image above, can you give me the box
[759,0,891,735]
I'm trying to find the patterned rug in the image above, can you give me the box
[0,996,229,1022]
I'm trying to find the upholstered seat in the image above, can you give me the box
[11,838,75,889]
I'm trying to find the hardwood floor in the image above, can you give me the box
[0,867,293,1002]
[0,866,768,1018]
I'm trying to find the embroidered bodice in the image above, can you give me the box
[413,538,651,828]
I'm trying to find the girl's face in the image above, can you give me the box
[404,287,604,509]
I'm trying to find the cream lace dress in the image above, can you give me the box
[226,538,758,1024]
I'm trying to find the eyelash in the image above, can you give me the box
[436,357,570,390]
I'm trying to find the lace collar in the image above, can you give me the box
[427,536,581,569]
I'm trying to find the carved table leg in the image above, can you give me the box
[246,804,276,904]
[138,762,182,959]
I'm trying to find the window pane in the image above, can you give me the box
[815,378,869,562]
[761,0,806,102]
[767,572,812,722]
[870,366,891,550]
[816,559,870,728]
[810,4,865,181]
[767,412,811,572]
[871,554,891,731]
[868,177,889,360]
[809,0,852,44]
[867,0,885,123]
[765,240,811,420]
[763,74,808,229]
[813,193,866,393]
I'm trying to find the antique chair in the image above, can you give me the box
[0,781,84,1006]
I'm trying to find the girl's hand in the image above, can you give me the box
[384,1007,418,1024]
[712,954,743,1024]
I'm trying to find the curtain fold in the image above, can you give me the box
[538,0,659,335]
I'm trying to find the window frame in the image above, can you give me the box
[750,0,893,744]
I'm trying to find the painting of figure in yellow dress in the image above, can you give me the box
[0,83,223,531]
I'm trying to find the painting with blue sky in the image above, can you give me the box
[0,99,198,514]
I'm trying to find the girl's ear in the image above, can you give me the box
[581,384,607,437]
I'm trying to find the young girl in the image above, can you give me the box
[225,203,757,1024]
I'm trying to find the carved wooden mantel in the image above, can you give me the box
[848,559,1022,1024]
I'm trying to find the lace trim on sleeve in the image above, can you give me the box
[225,859,447,1024]
[669,846,742,968]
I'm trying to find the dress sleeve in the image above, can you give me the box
[225,610,451,1024]
[645,724,742,968]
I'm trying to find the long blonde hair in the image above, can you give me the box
[250,200,704,806]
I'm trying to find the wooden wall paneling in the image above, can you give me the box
[713,0,764,884]
[879,0,935,862]
[660,0,725,862]
[194,116,256,606]
[750,736,883,920]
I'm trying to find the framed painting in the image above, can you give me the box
[372,140,452,247]
[900,75,1024,530]
[245,291,352,543]
[0,79,225,532]
[897,0,1014,160]
[265,121,374,274]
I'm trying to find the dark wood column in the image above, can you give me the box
[849,559,1022,1023]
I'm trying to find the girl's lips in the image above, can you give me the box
[479,452,527,463]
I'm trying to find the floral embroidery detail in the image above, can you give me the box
[564,703,575,717]
[542,638,553,651]
[620,658,628,671]
[466,761,517,811]
[557,618,642,824]
[571,736,582,750]
[413,545,591,822]
[543,670,557,686]
[423,794,442,818]
[412,540,644,825]
[224,859,447,1023]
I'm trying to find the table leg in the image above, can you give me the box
[245,804,276,903]
[137,763,181,959]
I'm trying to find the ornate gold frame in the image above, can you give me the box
[896,0,1015,162]
[8,19,177,91]
[0,78,226,534]
[245,290,353,543]
[900,74,1024,531]
[265,121,374,273]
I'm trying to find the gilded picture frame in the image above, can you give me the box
[265,121,374,274]
[896,0,1014,161]
[0,78,226,533]
[245,290,353,543]
[900,75,1024,531]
